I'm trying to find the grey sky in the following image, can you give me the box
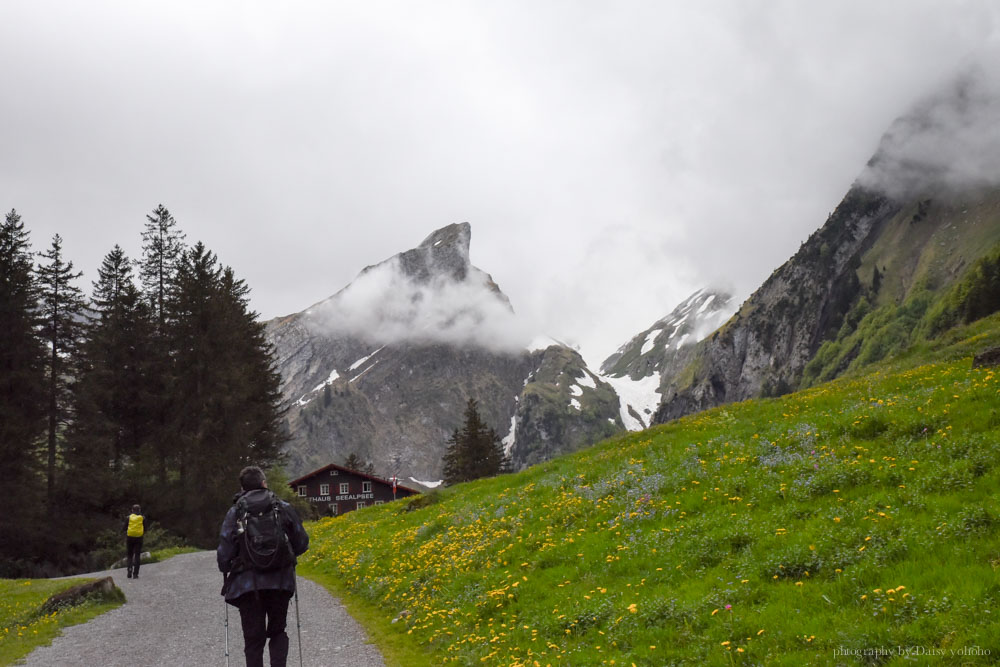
[2,1,997,366]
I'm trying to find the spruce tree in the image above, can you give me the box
[0,210,47,571]
[139,204,185,327]
[138,205,185,486]
[443,399,511,485]
[36,234,86,507]
[344,452,364,471]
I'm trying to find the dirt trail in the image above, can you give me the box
[21,551,385,666]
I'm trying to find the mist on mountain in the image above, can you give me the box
[304,232,538,354]
[859,59,1000,199]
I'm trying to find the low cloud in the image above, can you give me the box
[308,258,536,353]
[689,299,738,345]
[859,58,1000,199]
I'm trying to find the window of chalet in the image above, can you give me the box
[357,501,366,509]
[339,482,349,494]
[297,485,306,497]
[320,483,329,495]
[362,481,372,493]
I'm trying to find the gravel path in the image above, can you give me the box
[21,551,385,667]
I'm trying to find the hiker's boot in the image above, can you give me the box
[127,569,132,579]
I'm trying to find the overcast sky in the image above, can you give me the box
[2,1,997,367]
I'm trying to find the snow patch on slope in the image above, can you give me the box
[502,397,519,455]
[640,329,661,355]
[349,347,384,371]
[296,367,343,405]
[312,369,341,393]
[410,477,443,489]
[600,372,662,431]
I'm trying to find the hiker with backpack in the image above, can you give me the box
[218,466,309,667]
[123,504,146,579]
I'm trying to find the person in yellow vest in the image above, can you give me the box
[124,504,146,579]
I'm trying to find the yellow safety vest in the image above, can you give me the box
[127,514,144,538]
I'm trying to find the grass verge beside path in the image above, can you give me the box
[0,578,124,666]
[298,561,433,667]
[146,546,201,565]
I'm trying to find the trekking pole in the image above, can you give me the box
[224,598,231,667]
[294,583,304,667]
[223,573,231,667]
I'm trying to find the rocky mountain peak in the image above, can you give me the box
[374,221,473,284]
[600,288,735,378]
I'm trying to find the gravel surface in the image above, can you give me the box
[21,551,385,667]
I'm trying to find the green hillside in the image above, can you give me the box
[801,224,1000,390]
[301,315,1000,666]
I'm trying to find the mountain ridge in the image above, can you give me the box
[655,68,1000,424]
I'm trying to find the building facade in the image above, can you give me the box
[288,463,419,516]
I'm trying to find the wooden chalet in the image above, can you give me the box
[288,463,420,516]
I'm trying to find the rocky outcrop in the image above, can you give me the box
[510,345,622,468]
[973,346,1000,369]
[41,577,121,613]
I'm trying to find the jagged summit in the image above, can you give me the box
[365,221,474,284]
[306,222,511,332]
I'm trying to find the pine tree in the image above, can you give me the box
[443,399,511,485]
[0,210,47,570]
[36,234,86,507]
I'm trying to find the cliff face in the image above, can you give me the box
[655,190,899,422]
[656,69,1000,424]
[266,223,624,480]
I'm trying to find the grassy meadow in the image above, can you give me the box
[301,316,1000,666]
[0,578,124,666]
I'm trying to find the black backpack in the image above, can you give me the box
[234,489,295,572]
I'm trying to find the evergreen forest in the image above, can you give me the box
[0,206,285,577]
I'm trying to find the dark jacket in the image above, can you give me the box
[217,488,309,604]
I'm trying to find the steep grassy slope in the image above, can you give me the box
[301,316,1000,666]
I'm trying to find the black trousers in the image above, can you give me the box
[125,536,143,576]
[236,589,293,667]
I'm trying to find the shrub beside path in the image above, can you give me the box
[21,550,385,667]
